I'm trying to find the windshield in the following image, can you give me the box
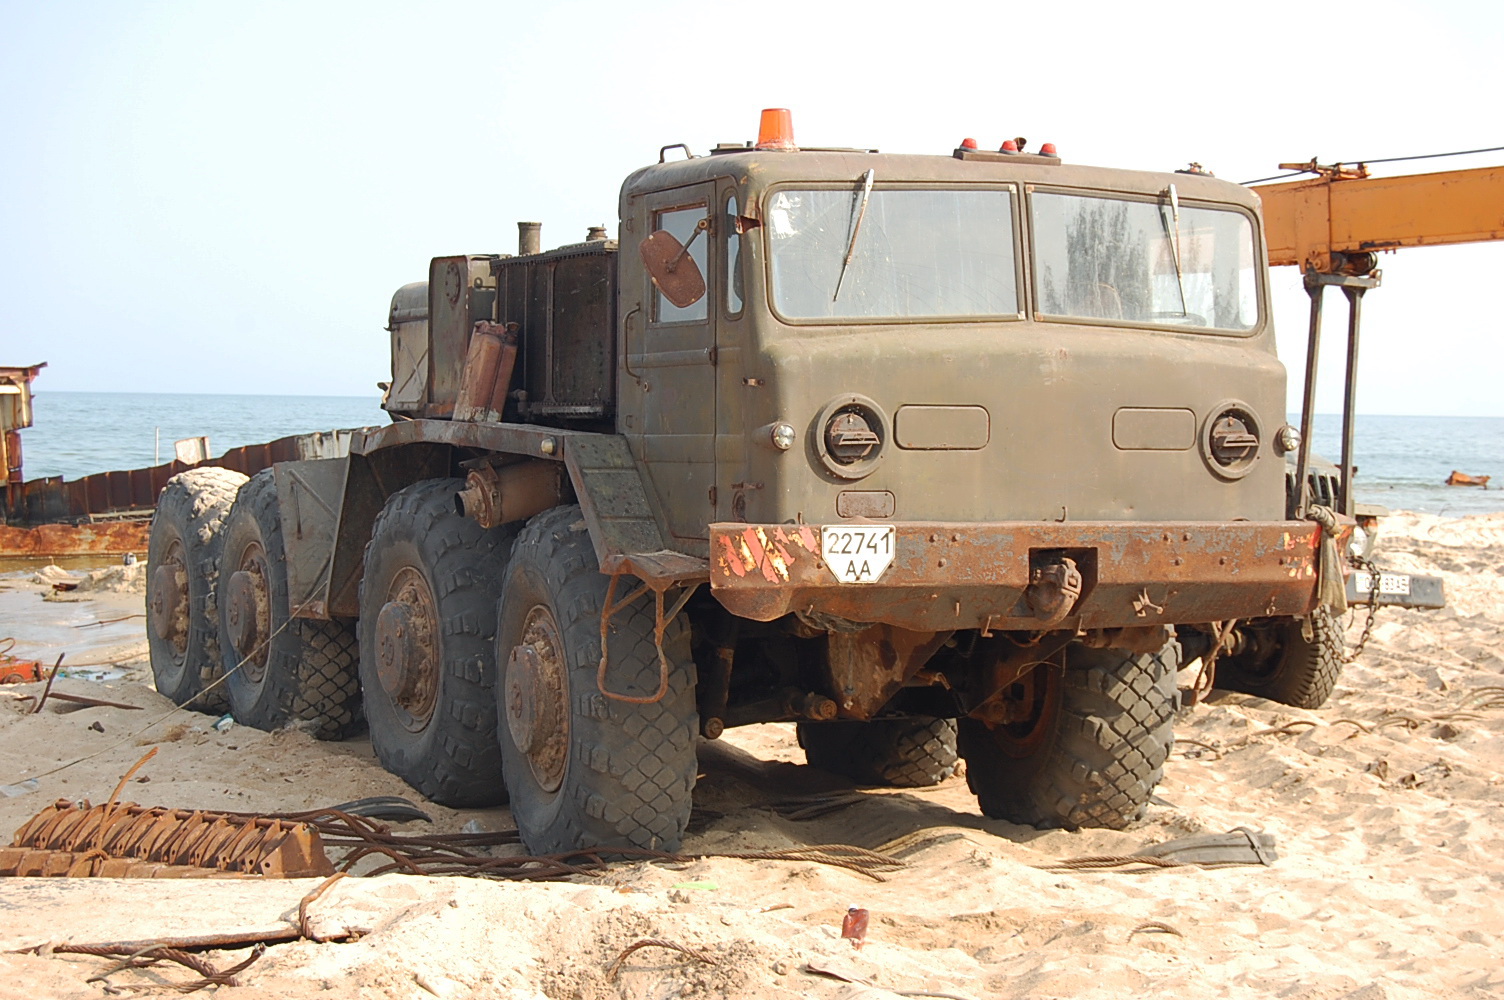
[1031,192,1258,332]
[767,188,1018,321]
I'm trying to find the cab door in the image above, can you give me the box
[621,184,719,547]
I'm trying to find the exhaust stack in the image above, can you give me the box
[518,221,541,256]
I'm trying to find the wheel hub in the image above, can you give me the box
[225,556,270,676]
[993,662,1062,758]
[374,568,439,731]
[148,556,188,650]
[505,606,569,793]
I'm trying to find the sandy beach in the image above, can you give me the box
[0,511,1499,999]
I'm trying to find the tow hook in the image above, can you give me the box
[1024,556,1083,624]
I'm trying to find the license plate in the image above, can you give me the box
[1353,571,1411,596]
[821,525,896,584]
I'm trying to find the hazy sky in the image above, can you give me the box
[2,0,1500,415]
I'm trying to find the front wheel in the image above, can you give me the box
[496,505,698,854]
[1214,611,1343,709]
[958,642,1178,830]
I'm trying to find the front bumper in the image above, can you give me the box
[709,520,1324,631]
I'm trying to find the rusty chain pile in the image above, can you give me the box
[263,804,905,882]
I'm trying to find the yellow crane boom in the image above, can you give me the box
[1256,163,1504,273]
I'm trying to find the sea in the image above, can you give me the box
[16,392,1504,517]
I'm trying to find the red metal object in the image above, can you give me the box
[709,520,1323,631]
[0,521,151,557]
[454,321,521,423]
[840,906,870,949]
[0,638,42,684]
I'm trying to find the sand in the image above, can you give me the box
[0,512,1500,999]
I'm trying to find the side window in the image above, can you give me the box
[653,204,709,324]
[725,194,744,316]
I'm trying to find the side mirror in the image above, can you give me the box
[639,220,708,309]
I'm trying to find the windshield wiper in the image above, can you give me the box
[833,168,875,302]
[1161,183,1189,317]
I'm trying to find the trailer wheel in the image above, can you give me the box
[146,467,248,712]
[797,717,959,788]
[1214,611,1343,709]
[957,641,1178,830]
[358,479,517,806]
[496,505,697,854]
[218,471,362,740]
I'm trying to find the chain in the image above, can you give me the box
[1344,556,1383,663]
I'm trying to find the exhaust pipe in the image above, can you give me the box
[518,222,541,256]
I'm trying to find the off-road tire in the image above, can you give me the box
[797,717,959,788]
[218,471,362,739]
[958,642,1179,830]
[358,479,517,806]
[1215,610,1343,709]
[496,505,697,854]
[146,467,248,712]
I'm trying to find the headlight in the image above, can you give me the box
[1277,424,1301,454]
[1200,401,1261,480]
[770,422,796,451]
[813,395,888,480]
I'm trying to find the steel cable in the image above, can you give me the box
[1241,143,1504,185]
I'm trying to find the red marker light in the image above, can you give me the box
[756,108,796,151]
[1041,142,1058,156]
[999,139,1019,154]
[960,137,978,150]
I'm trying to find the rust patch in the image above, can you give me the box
[0,521,150,558]
[708,520,1323,631]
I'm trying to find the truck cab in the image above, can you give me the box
[621,143,1286,554]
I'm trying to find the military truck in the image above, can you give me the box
[146,110,1425,855]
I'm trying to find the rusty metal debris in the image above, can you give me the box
[297,872,351,941]
[20,690,144,712]
[840,905,870,949]
[5,799,334,879]
[607,938,718,981]
[1128,921,1184,939]
[29,654,64,713]
[1445,471,1491,487]
[0,521,152,559]
[0,638,43,684]
[5,772,900,884]
[289,803,905,881]
[46,941,267,994]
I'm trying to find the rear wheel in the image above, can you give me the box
[358,479,517,806]
[1215,611,1343,709]
[497,505,697,854]
[958,641,1178,830]
[219,471,361,739]
[797,717,958,788]
[146,468,248,712]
